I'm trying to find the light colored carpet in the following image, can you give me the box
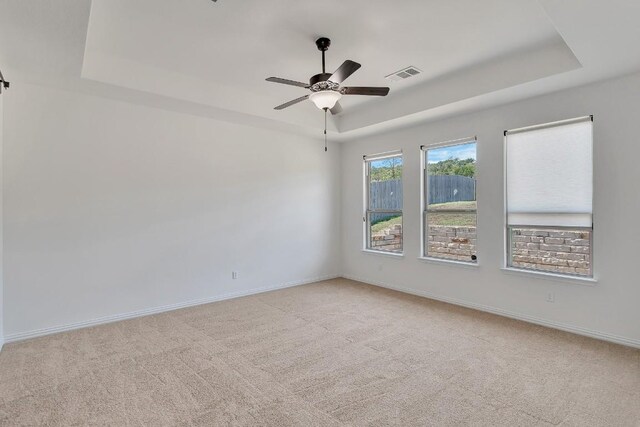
[0,278,638,426]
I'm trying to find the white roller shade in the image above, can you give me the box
[364,150,402,162]
[506,117,593,227]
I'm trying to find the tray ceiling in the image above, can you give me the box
[1,0,639,139]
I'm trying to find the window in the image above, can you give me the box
[505,116,593,277]
[364,151,403,254]
[422,138,478,263]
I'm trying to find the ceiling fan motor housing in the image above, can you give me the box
[309,73,339,92]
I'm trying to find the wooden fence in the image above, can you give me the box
[369,179,403,210]
[426,174,476,204]
[369,175,475,210]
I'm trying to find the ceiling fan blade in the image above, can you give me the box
[274,95,309,110]
[342,86,390,96]
[329,102,343,115]
[329,60,361,84]
[266,77,310,88]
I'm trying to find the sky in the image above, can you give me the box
[427,142,477,163]
[371,157,403,169]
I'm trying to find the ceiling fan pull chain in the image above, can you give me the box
[324,108,328,152]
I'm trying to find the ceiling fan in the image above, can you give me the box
[266,37,390,114]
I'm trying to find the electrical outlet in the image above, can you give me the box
[232,271,238,279]
[546,292,555,303]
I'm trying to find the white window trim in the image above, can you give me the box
[363,150,404,255]
[418,256,480,268]
[420,137,478,265]
[503,115,595,280]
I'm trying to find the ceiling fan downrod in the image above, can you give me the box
[316,37,331,74]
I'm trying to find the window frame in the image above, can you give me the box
[420,137,478,264]
[363,151,404,255]
[503,116,594,279]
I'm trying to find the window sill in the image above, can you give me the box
[500,267,597,286]
[362,249,404,258]
[418,257,479,269]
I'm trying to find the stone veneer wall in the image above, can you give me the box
[510,228,591,276]
[376,225,590,276]
[427,226,477,262]
[371,224,402,252]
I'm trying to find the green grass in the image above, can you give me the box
[371,215,402,233]
[370,202,477,232]
[428,201,477,211]
[427,201,477,226]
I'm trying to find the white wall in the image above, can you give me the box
[3,83,341,339]
[3,73,640,347]
[341,71,640,347]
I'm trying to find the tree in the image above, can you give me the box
[428,158,475,177]
[370,157,403,182]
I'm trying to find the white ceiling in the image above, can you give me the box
[1,0,640,140]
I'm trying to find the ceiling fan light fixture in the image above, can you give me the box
[309,90,342,110]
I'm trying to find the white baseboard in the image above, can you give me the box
[4,274,339,344]
[343,275,640,349]
[5,274,638,349]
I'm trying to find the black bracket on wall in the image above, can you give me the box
[0,68,9,94]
